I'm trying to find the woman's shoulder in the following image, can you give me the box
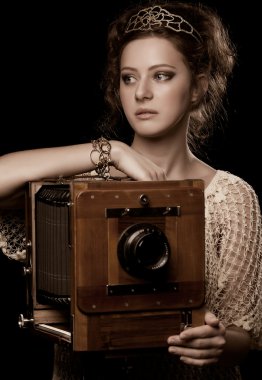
[205,170,261,210]
[206,170,257,195]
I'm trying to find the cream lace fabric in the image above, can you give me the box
[0,210,26,261]
[1,170,261,380]
[204,170,262,350]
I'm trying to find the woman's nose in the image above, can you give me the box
[135,79,153,101]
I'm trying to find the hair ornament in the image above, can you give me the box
[125,5,202,43]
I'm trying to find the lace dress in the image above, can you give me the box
[1,170,261,380]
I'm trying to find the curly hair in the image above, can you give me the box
[98,1,236,152]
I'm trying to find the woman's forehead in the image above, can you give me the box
[120,37,184,68]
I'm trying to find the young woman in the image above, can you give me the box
[1,2,261,379]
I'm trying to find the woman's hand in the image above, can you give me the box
[167,312,226,366]
[110,140,166,181]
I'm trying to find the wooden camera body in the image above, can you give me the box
[21,178,205,352]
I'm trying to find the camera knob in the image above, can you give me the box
[18,313,34,328]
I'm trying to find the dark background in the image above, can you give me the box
[1,1,261,378]
[1,0,261,203]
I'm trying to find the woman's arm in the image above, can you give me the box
[0,143,97,198]
[221,324,251,366]
[0,140,166,199]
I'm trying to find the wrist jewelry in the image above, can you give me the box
[90,137,112,180]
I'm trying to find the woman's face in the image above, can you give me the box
[119,36,198,139]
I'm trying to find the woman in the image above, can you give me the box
[1,1,261,379]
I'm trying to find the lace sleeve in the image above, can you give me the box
[205,172,262,348]
[0,210,26,261]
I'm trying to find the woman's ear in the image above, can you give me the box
[191,74,209,104]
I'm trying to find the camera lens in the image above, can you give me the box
[118,223,170,278]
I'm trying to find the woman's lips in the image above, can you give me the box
[135,109,158,119]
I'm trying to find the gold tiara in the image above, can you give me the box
[125,5,202,43]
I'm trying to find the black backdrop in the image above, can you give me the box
[2,0,261,202]
[1,2,261,379]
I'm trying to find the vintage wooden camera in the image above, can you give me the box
[20,178,205,352]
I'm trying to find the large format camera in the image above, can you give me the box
[20,178,205,351]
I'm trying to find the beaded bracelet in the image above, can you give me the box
[90,137,112,180]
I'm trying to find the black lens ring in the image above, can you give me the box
[118,223,170,278]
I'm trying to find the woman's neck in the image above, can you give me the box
[131,134,215,184]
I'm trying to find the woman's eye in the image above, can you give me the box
[121,74,136,84]
[155,72,173,81]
